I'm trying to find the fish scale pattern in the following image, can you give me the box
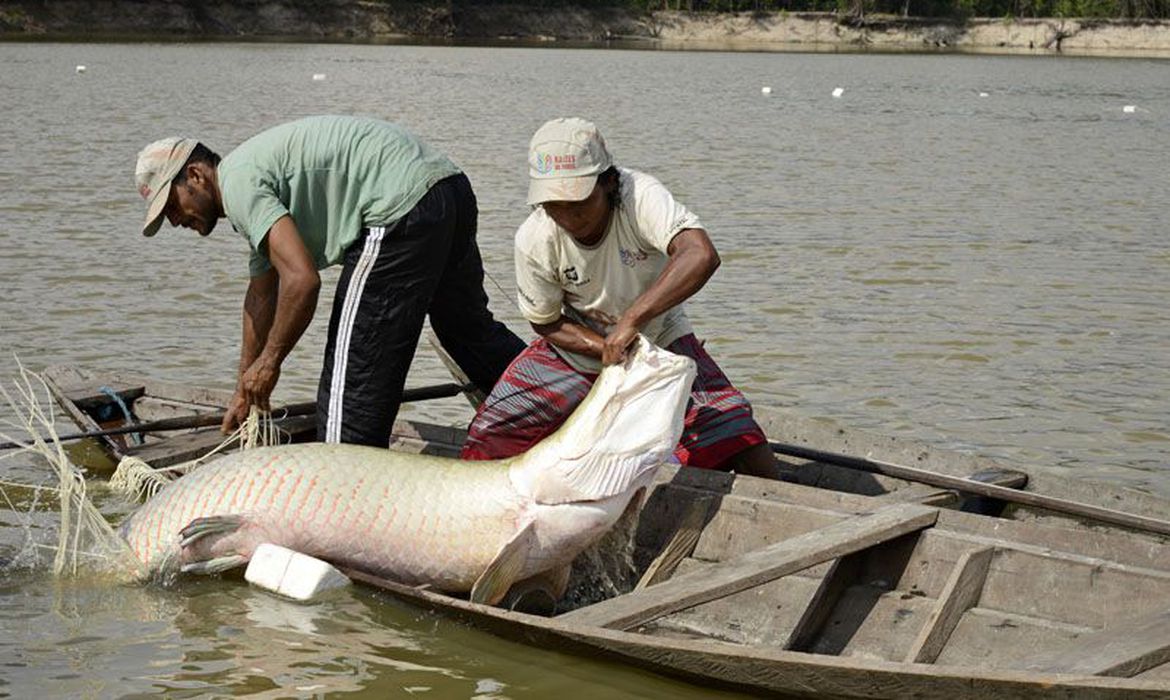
[120,443,527,589]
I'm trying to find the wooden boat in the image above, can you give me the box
[41,365,1170,698]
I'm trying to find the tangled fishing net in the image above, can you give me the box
[108,404,283,502]
[0,362,135,576]
[0,363,283,579]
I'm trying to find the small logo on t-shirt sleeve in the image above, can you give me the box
[561,266,591,286]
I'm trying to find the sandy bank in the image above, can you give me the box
[2,2,1169,56]
[649,13,1170,55]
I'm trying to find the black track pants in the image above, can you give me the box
[315,173,524,446]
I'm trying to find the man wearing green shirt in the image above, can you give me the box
[135,115,524,446]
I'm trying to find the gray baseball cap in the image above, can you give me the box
[527,118,613,206]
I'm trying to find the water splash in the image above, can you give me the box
[560,496,642,612]
[0,361,138,579]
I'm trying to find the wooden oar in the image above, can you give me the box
[0,382,473,450]
[770,441,1170,537]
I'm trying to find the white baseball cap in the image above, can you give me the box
[527,118,613,206]
[135,137,198,237]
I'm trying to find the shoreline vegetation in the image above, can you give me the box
[2,1,1169,56]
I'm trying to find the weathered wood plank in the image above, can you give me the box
[126,428,248,468]
[636,496,714,589]
[1137,660,1170,681]
[42,371,105,435]
[645,564,822,646]
[872,470,1028,509]
[347,567,1170,699]
[906,547,995,664]
[784,550,864,651]
[42,370,133,461]
[971,543,1170,629]
[691,493,846,563]
[661,465,880,513]
[1023,608,1170,678]
[818,586,936,660]
[756,405,1170,526]
[558,503,938,630]
[871,483,959,507]
[931,607,1094,669]
[935,509,1170,573]
[772,441,1170,537]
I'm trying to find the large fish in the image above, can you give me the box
[118,338,696,606]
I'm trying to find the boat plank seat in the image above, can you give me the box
[56,383,146,411]
[640,559,824,646]
[905,547,995,663]
[558,503,939,630]
[633,484,1170,665]
[1019,607,1170,678]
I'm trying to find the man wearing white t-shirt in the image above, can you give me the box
[461,118,779,478]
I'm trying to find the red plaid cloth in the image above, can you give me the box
[460,334,766,470]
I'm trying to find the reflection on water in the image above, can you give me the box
[0,568,749,699]
[0,40,1168,696]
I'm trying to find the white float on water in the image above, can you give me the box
[75,65,86,74]
[761,86,772,95]
[831,87,844,98]
[1122,105,1137,113]
[979,92,990,97]
[245,543,351,601]
[312,73,326,81]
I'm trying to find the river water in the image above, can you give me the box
[0,41,1167,697]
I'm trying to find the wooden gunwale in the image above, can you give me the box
[343,568,1170,699]
[755,406,1170,525]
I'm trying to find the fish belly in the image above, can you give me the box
[121,444,526,590]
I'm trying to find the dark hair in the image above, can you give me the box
[172,143,221,187]
[598,166,621,210]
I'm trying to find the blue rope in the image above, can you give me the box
[98,386,143,446]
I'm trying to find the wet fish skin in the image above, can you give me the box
[122,446,531,590]
[119,339,697,604]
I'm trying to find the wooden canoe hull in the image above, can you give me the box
[42,366,1170,698]
[346,569,1170,699]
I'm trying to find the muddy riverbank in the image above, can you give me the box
[2,2,1169,56]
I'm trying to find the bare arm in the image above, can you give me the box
[222,215,321,432]
[602,227,720,364]
[531,316,607,361]
[250,215,320,375]
[238,269,278,378]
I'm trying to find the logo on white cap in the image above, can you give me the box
[526,118,612,206]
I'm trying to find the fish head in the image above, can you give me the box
[511,336,697,505]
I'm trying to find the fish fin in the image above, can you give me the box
[179,515,246,549]
[181,555,248,575]
[515,452,664,506]
[470,522,537,607]
[510,339,696,505]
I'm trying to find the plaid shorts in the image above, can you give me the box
[460,334,766,470]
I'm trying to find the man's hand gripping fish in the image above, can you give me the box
[119,338,696,606]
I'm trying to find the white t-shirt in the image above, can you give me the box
[515,167,702,372]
